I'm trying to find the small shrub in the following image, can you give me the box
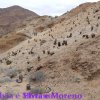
[0,77,12,83]
[30,87,44,94]
[34,32,37,36]
[6,68,18,78]
[40,40,46,46]
[30,86,51,94]
[29,71,45,83]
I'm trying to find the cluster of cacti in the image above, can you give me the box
[53,39,68,47]
[62,40,67,45]
[29,48,34,54]
[67,33,72,38]
[42,50,54,56]
[47,51,55,56]
[29,51,34,54]
[11,51,17,56]
[49,34,54,38]
[82,34,96,39]
[40,40,46,46]
[82,35,89,39]
[86,16,90,24]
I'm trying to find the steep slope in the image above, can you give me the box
[0,1,100,100]
[0,15,56,53]
[0,6,57,53]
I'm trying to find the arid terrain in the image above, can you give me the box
[0,1,100,100]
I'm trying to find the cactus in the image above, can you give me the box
[37,56,41,61]
[91,34,95,38]
[26,84,31,90]
[54,39,57,45]
[91,26,93,31]
[58,42,61,47]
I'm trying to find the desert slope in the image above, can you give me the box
[0,1,100,100]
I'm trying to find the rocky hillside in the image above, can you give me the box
[0,1,100,100]
[0,5,39,36]
[0,6,56,53]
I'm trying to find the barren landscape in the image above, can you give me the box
[0,1,100,100]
